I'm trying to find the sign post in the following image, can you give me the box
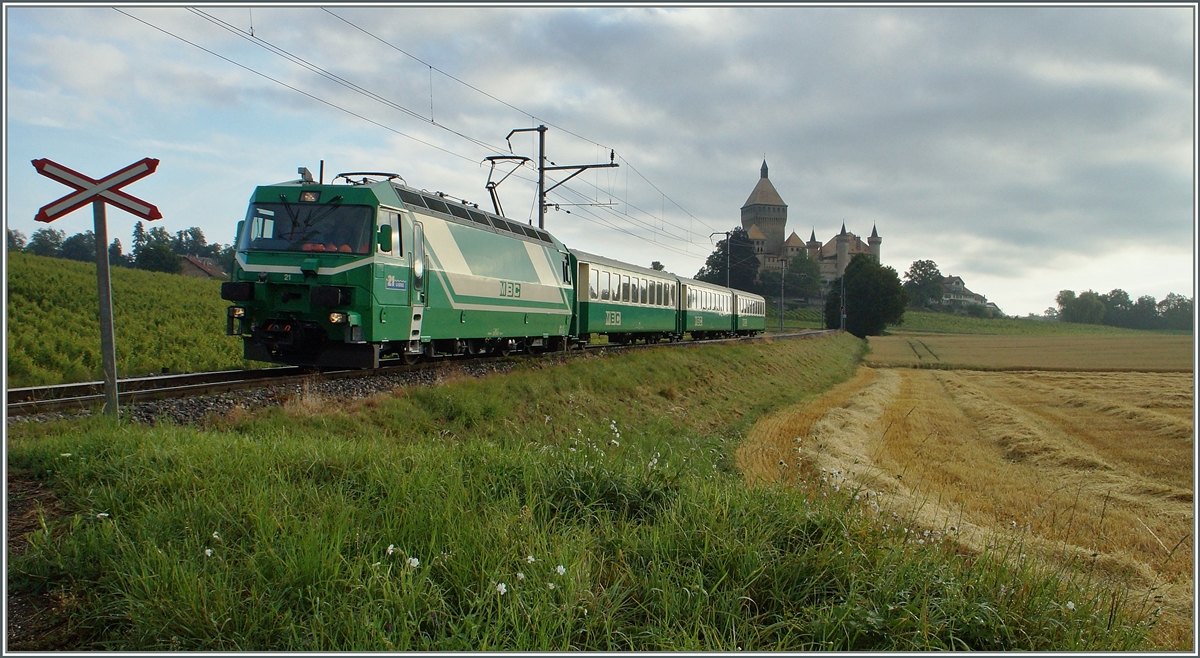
[32,158,161,418]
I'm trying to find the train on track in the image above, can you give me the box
[222,169,766,368]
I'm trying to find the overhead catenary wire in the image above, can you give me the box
[112,8,479,165]
[116,7,727,258]
[318,8,721,235]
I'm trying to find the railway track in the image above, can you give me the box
[6,329,838,417]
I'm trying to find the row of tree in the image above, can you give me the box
[1054,289,1193,331]
[7,224,234,275]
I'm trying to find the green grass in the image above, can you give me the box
[894,310,1180,336]
[6,252,249,387]
[7,336,1154,650]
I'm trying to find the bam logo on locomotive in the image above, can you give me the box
[605,310,621,326]
[385,275,406,291]
[500,281,521,298]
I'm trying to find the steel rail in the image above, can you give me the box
[6,329,838,417]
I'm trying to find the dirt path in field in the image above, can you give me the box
[737,366,1194,649]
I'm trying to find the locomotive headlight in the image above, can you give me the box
[329,312,349,324]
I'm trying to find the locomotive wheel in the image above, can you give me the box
[403,350,421,365]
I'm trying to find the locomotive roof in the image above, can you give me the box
[261,175,566,250]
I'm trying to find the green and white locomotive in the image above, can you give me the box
[223,169,765,368]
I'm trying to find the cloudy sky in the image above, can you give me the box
[5,4,1195,316]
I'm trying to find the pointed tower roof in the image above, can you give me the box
[742,160,786,208]
[783,231,805,247]
[840,222,847,236]
[809,228,817,243]
[870,223,879,238]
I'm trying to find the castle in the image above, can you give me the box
[740,160,880,287]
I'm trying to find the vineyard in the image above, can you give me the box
[5,252,247,387]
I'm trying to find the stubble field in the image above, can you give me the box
[739,332,1195,649]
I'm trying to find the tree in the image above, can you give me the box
[695,226,759,291]
[1056,289,1105,324]
[1158,293,1193,331]
[131,225,179,272]
[650,261,665,271]
[132,221,147,252]
[1128,295,1163,330]
[1098,289,1133,328]
[7,228,27,251]
[902,259,944,309]
[24,228,65,257]
[109,238,132,268]
[135,242,181,273]
[760,251,822,303]
[172,227,208,256]
[60,230,97,263]
[824,253,908,337]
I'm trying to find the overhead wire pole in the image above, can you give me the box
[506,125,618,229]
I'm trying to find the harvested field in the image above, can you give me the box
[738,366,1195,649]
[866,334,1194,371]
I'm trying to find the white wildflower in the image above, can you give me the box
[212,531,220,540]
[496,582,507,595]
[516,572,525,581]
[387,544,396,555]
[526,555,536,563]
[555,564,566,576]
[1066,601,1075,611]
[407,557,419,568]
[608,439,620,447]
[547,582,556,590]
[205,548,213,557]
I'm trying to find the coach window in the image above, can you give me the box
[621,275,630,302]
[590,269,599,300]
[600,271,610,300]
[639,278,646,304]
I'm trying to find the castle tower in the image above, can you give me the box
[740,160,787,257]
[835,222,850,276]
[868,223,881,262]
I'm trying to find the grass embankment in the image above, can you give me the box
[6,252,247,387]
[7,335,1152,651]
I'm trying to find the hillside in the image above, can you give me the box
[6,252,247,387]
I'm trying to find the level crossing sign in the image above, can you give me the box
[32,157,161,222]
[30,157,163,418]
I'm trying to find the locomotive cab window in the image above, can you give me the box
[240,202,374,254]
[590,269,599,300]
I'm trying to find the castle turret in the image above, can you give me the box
[806,228,821,263]
[835,222,850,276]
[868,223,881,262]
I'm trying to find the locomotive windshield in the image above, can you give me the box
[239,202,375,254]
